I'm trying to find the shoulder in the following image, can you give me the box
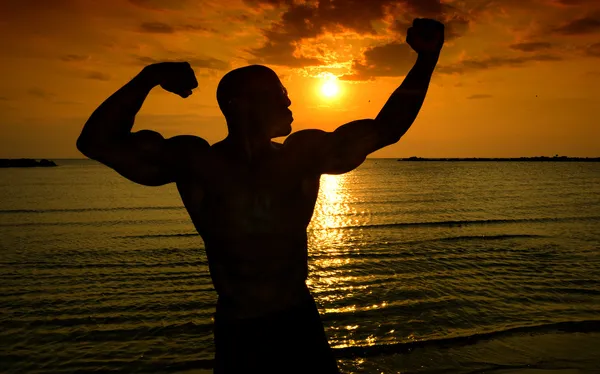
[165,135,210,151]
[282,129,329,152]
[164,135,211,180]
[278,130,332,175]
[165,135,212,162]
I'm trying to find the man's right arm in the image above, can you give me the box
[76,62,206,186]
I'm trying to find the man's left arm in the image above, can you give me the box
[285,18,444,175]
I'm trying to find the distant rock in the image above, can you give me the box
[0,159,58,168]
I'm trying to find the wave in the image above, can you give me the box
[0,260,208,270]
[406,233,545,245]
[5,319,596,371]
[117,233,199,238]
[3,214,599,230]
[332,319,600,358]
[0,206,182,214]
[311,215,600,231]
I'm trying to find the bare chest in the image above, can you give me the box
[178,161,320,236]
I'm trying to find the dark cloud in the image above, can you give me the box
[585,42,600,57]
[445,16,471,41]
[247,0,462,68]
[404,0,444,17]
[86,71,111,81]
[510,42,553,52]
[243,0,292,7]
[340,42,416,81]
[467,94,493,99]
[139,21,217,34]
[180,24,218,33]
[249,42,323,67]
[135,55,230,70]
[27,88,55,99]
[140,21,175,33]
[547,0,599,6]
[552,13,600,35]
[128,0,192,11]
[392,13,470,41]
[60,54,90,62]
[437,54,563,74]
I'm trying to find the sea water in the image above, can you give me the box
[1,159,599,373]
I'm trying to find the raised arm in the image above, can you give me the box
[76,62,208,186]
[284,18,444,175]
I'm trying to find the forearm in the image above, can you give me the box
[376,53,439,139]
[77,67,157,152]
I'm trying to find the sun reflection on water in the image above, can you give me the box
[309,174,355,300]
[308,173,395,350]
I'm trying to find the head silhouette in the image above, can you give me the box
[217,65,293,139]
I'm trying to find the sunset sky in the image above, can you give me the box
[1,0,598,158]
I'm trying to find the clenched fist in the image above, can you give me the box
[406,18,445,55]
[145,62,198,98]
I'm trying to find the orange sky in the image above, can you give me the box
[1,0,599,158]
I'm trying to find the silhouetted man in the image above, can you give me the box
[77,18,444,374]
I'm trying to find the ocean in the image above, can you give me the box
[1,159,599,374]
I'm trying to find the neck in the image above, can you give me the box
[225,131,273,164]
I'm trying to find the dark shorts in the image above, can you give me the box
[213,294,340,374]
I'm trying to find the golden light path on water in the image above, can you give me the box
[307,173,395,349]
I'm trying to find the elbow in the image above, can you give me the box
[386,132,403,145]
[379,124,404,146]
[76,136,92,158]
[76,135,102,160]
[386,123,410,145]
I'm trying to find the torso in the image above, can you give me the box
[175,140,321,320]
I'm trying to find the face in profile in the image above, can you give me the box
[246,75,293,139]
[219,65,293,139]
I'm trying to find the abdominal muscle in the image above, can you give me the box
[206,232,312,321]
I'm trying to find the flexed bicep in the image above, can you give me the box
[97,132,209,186]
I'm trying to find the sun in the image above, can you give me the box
[318,74,341,99]
[321,80,339,98]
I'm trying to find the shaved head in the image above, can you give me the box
[216,65,280,118]
[216,65,293,138]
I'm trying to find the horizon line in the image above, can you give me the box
[2,156,600,160]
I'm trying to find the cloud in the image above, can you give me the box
[243,0,292,7]
[86,71,111,81]
[467,94,493,99]
[247,0,463,68]
[340,42,417,81]
[547,0,600,6]
[585,42,600,56]
[437,54,563,74]
[510,42,553,52]
[60,54,90,62]
[128,0,194,11]
[139,21,217,34]
[552,12,600,35]
[140,21,176,33]
[391,13,470,41]
[135,55,230,70]
[27,88,56,99]
[249,41,323,67]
